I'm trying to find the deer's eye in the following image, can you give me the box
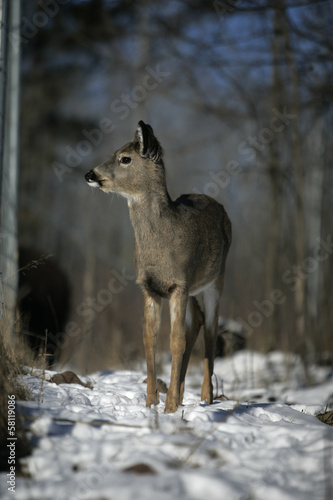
[120,156,131,165]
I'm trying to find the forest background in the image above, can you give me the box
[17,0,333,372]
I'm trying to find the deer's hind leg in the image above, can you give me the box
[165,290,188,413]
[201,282,220,404]
[179,297,204,404]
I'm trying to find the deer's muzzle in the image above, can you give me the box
[85,170,103,188]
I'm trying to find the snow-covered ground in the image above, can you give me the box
[1,350,333,500]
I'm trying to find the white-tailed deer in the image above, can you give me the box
[85,121,231,413]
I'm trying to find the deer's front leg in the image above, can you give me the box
[165,291,188,413]
[143,292,162,408]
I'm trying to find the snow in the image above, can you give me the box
[1,350,333,500]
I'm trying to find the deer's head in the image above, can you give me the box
[85,121,165,199]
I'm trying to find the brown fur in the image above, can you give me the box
[85,121,231,413]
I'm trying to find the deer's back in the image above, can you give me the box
[175,193,230,241]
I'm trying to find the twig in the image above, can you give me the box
[38,330,48,403]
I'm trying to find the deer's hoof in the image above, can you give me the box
[164,403,178,414]
[146,394,159,408]
[164,394,179,413]
[201,386,213,405]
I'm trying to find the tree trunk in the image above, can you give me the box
[281,6,307,350]
[264,1,285,349]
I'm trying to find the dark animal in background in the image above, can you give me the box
[18,248,70,364]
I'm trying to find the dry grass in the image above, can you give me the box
[0,311,37,473]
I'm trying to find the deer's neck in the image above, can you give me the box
[128,189,173,242]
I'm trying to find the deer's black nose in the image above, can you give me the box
[85,170,96,183]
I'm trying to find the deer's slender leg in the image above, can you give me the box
[165,290,188,413]
[179,297,204,404]
[143,292,162,408]
[201,283,220,403]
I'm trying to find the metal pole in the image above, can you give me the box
[0,0,9,199]
[0,0,21,328]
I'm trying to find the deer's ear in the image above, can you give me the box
[135,120,150,157]
[134,121,163,163]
